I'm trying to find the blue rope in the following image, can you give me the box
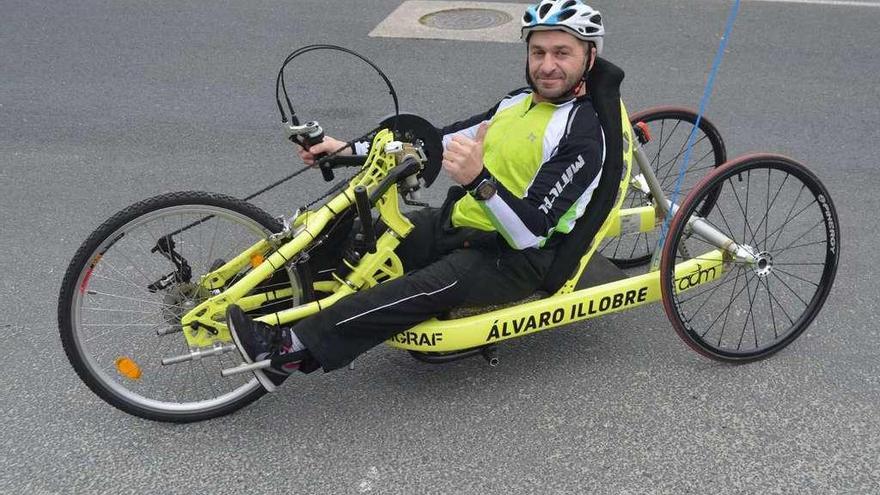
[654,0,742,261]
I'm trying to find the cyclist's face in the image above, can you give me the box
[528,31,591,101]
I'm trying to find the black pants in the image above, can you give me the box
[293,188,556,372]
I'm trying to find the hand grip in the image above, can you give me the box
[301,128,334,182]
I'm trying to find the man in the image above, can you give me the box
[228,0,610,391]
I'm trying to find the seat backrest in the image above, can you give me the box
[541,57,633,294]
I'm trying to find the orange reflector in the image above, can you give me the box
[635,121,652,144]
[250,253,265,268]
[115,357,142,380]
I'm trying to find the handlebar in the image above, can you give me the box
[316,155,368,169]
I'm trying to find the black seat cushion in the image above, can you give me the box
[541,57,626,294]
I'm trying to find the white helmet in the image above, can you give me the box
[521,0,605,55]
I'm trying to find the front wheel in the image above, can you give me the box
[660,155,839,362]
[58,191,306,422]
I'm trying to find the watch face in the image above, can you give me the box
[476,179,497,200]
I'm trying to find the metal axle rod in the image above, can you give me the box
[220,360,272,377]
[161,343,237,366]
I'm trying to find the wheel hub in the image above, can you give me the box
[162,283,204,325]
[752,251,774,278]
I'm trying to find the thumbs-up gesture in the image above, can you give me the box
[443,122,489,186]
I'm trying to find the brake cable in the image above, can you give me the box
[275,44,400,128]
[165,46,401,238]
[262,45,400,204]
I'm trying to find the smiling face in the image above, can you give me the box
[527,30,594,102]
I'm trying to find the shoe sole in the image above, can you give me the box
[227,310,277,393]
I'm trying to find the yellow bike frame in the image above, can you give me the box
[179,101,733,352]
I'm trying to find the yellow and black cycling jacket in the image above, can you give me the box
[354,89,605,250]
[446,89,606,250]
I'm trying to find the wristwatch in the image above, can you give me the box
[470,177,497,201]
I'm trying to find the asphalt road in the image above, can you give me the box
[2,0,879,493]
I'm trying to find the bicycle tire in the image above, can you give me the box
[660,154,839,362]
[600,107,727,268]
[58,191,305,422]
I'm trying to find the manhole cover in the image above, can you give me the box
[419,8,513,31]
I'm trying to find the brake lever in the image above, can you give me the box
[285,121,323,143]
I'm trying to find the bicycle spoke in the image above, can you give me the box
[205,216,222,277]
[768,184,806,251]
[83,307,158,315]
[655,119,677,169]
[657,134,710,182]
[744,169,752,245]
[761,276,779,340]
[727,172,760,248]
[769,271,809,307]
[773,266,819,287]
[92,258,158,296]
[86,290,180,309]
[715,269,750,345]
[82,322,166,328]
[765,280,796,325]
[761,172,788,248]
[698,266,744,339]
[81,320,166,345]
[773,239,827,255]
[610,236,622,258]
[628,232,641,259]
[764,168,771,250]
[774,218,825,255]
[667,122,698,169]
[737,271,761,351]
[766,199,820,252]
[710,201,740,248]
[680,270,742,320]
[658,145,713,190]
[771,262,826,266]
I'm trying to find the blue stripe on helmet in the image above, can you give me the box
[525,6,539,26]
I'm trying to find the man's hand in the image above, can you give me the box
[295,136,351,166]
[442,122,489,185]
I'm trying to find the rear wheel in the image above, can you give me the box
[600,107,727,268]
[58,191,307,422]
[660,155,839,362]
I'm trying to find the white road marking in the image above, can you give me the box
[370,1,524,43]
[371,0,880,43]
[747,0,880,7]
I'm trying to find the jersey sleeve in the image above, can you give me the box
[468,103,606,250]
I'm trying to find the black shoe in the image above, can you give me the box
[226,305,303,392]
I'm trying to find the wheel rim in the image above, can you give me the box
[600,109,725,268]
[69,204,302,415]
[662,157,839,360]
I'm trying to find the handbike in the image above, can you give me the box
[58,57,839,422]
